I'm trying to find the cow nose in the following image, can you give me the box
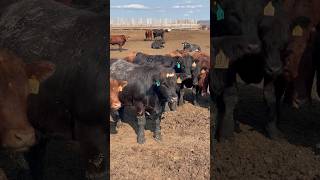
[13,128,36,148]
[247,44,260,52]
[111,102,121,110]
[265,66,283,76]
[170,97,178,102]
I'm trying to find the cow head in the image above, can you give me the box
[0,49,55,152]
[213,0,288,76]
[110,79,127,110]
[156,69,178,111]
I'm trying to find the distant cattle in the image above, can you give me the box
[110,35,128,52]
[182,42,201,52]
[0,0,108,178]
[210,0,289,142]
[110,59,178,144]
[153,29,165,41]
[0,48,55,152]
[110,79,127,110]
[151,39,165,49]
[145,29,152,41]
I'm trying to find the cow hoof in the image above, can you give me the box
[86,171,106,180]
[153,133,162,141]
[266,126,284,140]
[218,136,234,143]
[164,104,170,112]
[137,137,146,144]
[193,101,199,106]
[116,120,124,128]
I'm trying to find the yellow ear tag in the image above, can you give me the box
[28,75,40,94]
[192,62,196,68]
[292,25,303,37]
[215,49,229,69]
[177,77,182,84]
[264,1,275,17]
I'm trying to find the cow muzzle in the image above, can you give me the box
[1,127,36,152]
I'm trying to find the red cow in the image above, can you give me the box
[191,51,210,96]
[0,48,55,152]
[282,0,320,108]
[110,35,129,52]
[110,79,127,110]
[145,30,153,41]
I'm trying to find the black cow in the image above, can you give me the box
[0,0,108,178]
[152,29,165,41]
[182,42,201,52]
[133,52,198,106]
[110,60,177,144]
[210,0,289,143]
[151,39,164,49]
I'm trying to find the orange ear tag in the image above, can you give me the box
[28,75,40,94]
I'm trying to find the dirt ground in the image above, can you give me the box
[110,30,210,58]
[212,81,320,180]
[110,30,210,180]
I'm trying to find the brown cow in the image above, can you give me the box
[110,35,128,52]
[110,79,127,110]
[282,0,320,108]
[192,51,210,96]
[145,30,152,41]
[0,48,55,152]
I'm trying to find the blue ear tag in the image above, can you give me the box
[177,62,181,69]
[155,80,160,87]
[216,4,224,21]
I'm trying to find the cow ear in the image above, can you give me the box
[120,80,128,88]
[25,61,56,82]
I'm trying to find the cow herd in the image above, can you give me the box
[1,0,320,179]
[110,29,181,50]
[110,47,210,144]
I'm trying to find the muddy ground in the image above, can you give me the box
[212,80,320,180]
[110,30,210,180]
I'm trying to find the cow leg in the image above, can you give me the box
[110,109,123,129]
[192,86,199,106]
[316,66,320,99]
[178,88,185,106]
[136,102,146,144]
[219,85,239,141]
[154,115,162,141]
[119,45,122,52]
[263,77,282,139]
[137,115,146,144]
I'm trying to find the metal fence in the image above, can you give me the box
[110,18,202,30]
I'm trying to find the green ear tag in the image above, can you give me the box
[155,80,160,87]
[216,4,224,21]
[177,62,181,69]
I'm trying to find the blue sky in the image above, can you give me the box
[110,0,210,20]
